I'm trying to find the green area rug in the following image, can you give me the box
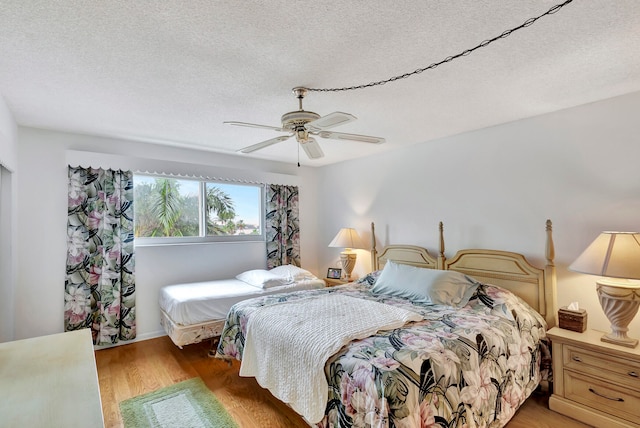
[119,378,238,428]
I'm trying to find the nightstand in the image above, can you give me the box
[325,278,349,287]
[547,327,640,428]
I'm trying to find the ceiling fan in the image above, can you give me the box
[224,87,385,160]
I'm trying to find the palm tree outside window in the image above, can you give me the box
[133,175,262,241]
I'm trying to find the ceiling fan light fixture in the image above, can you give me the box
[295,129,308,141]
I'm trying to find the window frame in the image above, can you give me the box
[133,173,265,246]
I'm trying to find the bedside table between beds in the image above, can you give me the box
[325,278,349,287]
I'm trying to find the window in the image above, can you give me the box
[133,174,263,244]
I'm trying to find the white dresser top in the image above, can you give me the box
[0,329,104,427]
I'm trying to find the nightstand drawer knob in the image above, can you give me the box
[629,371,639,378]
[588,388,624,402]
[571,356,582,362]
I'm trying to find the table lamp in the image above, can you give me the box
[329,228,365,281]
[569,231,640,348]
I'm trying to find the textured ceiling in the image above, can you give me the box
[1,1,639,166]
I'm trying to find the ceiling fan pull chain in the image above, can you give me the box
[303,0,574,93]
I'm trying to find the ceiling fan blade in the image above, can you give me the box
[237,135,291,154]
[300,137,324,159]
[224,121,287,132]
[317,130,385,144]
[305,112,356,132]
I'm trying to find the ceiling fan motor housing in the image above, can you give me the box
[281,110,320,131]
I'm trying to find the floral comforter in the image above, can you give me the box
[216,272,549,428]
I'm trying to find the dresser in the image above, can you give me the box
[547,327,640,428]
[0,329,104,427]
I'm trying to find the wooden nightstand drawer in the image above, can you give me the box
[564,345,640,391]
[564,370,640,422]
[548,328,640,427]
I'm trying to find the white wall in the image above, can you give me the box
[15,128,319,340]
[317,91,640,339]
[0,94,17,342]
[0,95,17,169]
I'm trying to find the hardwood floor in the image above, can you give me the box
[95,336,591,428]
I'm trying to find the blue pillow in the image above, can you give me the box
[371,260,479,307]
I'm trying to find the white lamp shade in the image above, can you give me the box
[569,232,640,280]
[328,228,365,249]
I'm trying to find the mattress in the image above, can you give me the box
[159,277,326,326]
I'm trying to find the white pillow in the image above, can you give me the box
[269,264,316,282]
[371,260,479,307]
[236,269,292,289]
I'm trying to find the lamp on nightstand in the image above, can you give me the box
[329,228,366,281]
[569,231,640,348]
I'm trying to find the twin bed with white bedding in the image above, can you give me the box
[159,264,325,348]
[215,220,557,427]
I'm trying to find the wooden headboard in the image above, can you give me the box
[370,222,445,270]
[369,220,557,328]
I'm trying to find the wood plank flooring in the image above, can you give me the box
[95,336,591,428]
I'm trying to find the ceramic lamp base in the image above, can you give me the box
[597,280,640,348]
[340,251,357,281]
[601,333,639,348]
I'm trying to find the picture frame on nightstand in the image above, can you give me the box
[327,268,342,279]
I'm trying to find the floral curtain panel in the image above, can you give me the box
[65,166,136,345]
[265,184,300,268]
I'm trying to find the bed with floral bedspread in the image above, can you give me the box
[216,271,550,428]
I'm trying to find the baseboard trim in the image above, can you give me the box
[94,330,167,350]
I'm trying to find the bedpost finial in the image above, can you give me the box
[370,222,378,271]
[437,221,445,269]
[371,222,376,247]
[545,219,555,266]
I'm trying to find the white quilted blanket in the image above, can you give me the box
[238,293,423,423]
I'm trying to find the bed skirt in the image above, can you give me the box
[160,309,226,348]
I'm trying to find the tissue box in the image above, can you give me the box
[558,307,587,332]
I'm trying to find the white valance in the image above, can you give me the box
[65,150,300,186]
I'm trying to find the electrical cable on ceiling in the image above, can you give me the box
[303,0,574,93]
